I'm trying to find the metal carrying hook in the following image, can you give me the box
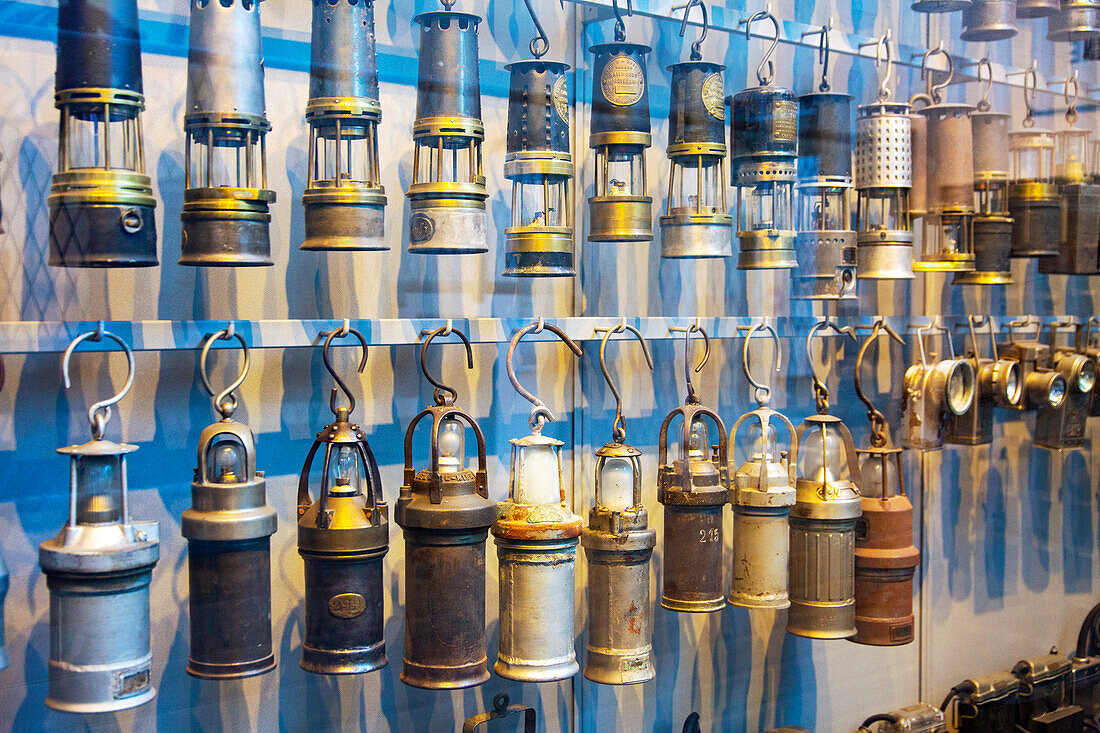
[199,325,250,420]
[800,18,833,92]
[859,30,892,102]
[741,322,781,407]
[920,43,953,104]
[739,6,780,86]
[61,324,136,441]
[320,326,369,417]
[669,322,710,405]
[976,58,993,112]
[419,323,474,407]
[1007,314,1041,342]
[964,315,999,362]
[806,318,857,415]
[520,0,562,59]
[611,0,632,42]
[507,320,583,431]
[854,318,905,448]
[1061,69,1079,126]
[915,317,956,367]
[595,322,653,444]
[1018,61,1038,128]
[675,0,708,62]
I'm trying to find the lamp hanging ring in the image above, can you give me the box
[321,326,369,417]
[199,325,250,419]
[596,321,653,444]
[611,0,632,42]
[806,318,857,415]
[739,7,780,86]
[419,323,474,407]
[61,325,136,441]
[976,58,993,112]
[676,0,709,61]
[742,321,781,407]
[507,320,583,431]
[521,0,560,59]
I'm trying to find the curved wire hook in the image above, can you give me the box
[321,327,369,417]
[806,319,857,415]
[611,0,632,42]
[921,43,953,104]
[739,7,779,86]
[676,0,708,62]
[976,58,993,112]
[61,326,136,441]
[1063,68,1079,126]
[419,324,474,407]
[800,18,833,92]
[596,323,654,444]
[670,323,710,405]
[859,30,893,102]
[1021,61,1037,128]
[507,320,583,431]
[199,326,250,419]
[520,0,561,59]
[854,318,905,447]
[742,322,781,407]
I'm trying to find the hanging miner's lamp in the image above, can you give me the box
[297,327,388,675]
[396,324,497,689]
[1008,64,1059,259]
[851,319,919,647]
[1033,320,1097,450]
[181,0,275,265]
[183,326,277,680]
[1047,0,1100,40]
[1017,0,1060,17]
[731,8,798,269]
[728,322,799,610]
[1080,318,1100,418]
[588,0,653,243]
[660,0,731,258]
[582,323,656,685]
[789,323,863,640]
[855,32,915,280]
[794,23,857,299]
[914,48,976,273]
[955,61,1015,286]
[945,316,1024,445]
[902,319,977,451]
[997,316,1069,416]
[49,0,157,267]
[658,323,730,612]
[301,0,386,251]
[407,0,488,254]
[503,0,575,276]
[494,320,584,682]
[41,328,159,712]
[1040,73,1100,275]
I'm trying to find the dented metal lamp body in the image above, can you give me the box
[658,404,729,612]
[795,93,857,299]
[915,103,976,272]
[1046,0,1100,41]
[49,0,157,267]
[182,417,277,679]
[40,439,159,712]
[728,408,797,609]
[588,42,653,242]
[1034,337,1097,450]
[1009,129,1060,258]
[1040,128,1100,275]
[956,112,1015,285]
[661,61,731,258]
[1013,654,1077,726]
[788,414,862,639]
[945,355,1022,445]
[503,60,575,275]
[182,0,275,266]
[731,84,799,269]
[582,442,656,685]
[407,9,488,254]
[395,405,496,689]
[493,431,584,682]
[297,406,389,675]
[951,671,1020,733]
[962,0,1019,40]
[902,357,977,451]
[998,337,1069,413]
[856,102,915,279]
[301,0,386,251]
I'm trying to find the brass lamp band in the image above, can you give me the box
[590,131,651,149]
[413,116,484,139]
[56,87,145,110]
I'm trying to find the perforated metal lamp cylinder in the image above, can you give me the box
[787,415,861,640]
[407,8,488,253]
[660,61,732,258]
[396,408,496,689]
[297,407,389,675]
[1009,128,1059,258]
[181,0,275,266]
[731,84,799,269]
[493,433,583,682]
[503,60,575,276]
[795,92,857,298]
[855,102,915,279]
[588,42,653,242]
[301,0,386,251]
[658,407,729,612]
[40,439,159,712]
[962,0,1019,40]
[1040,128,1100,274]
[183,415,277,679]
[49,0,157,267]
[1046,0,1100,40]
[955,112,1015,285]
[581,442,656,685]
[915,103,976,272]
